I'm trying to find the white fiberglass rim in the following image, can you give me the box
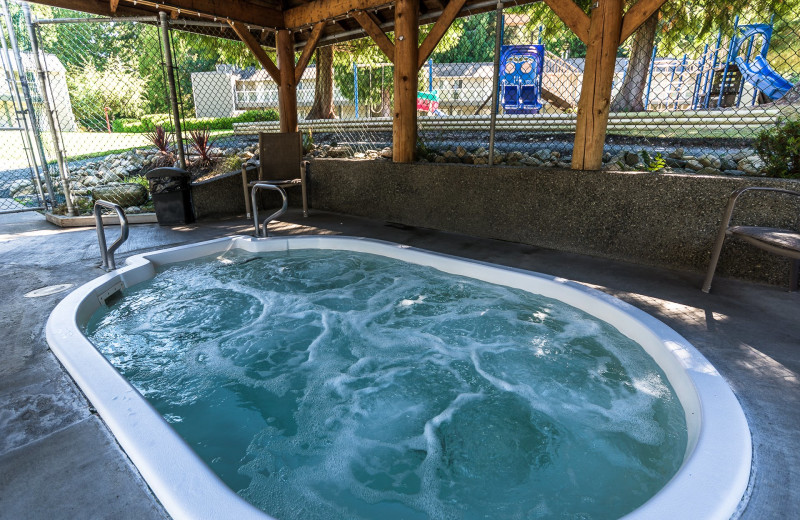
[46,235,751,520]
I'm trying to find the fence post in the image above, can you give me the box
[0,7,49,207]
[22,2,74,216]
[1,0,57,211]
[159,11,186,170]
[644,44,657,111]
[353,62,359,118]
[488,1,502,166]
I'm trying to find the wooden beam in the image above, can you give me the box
[229,21,281,85]
[295,22,325,83]
[352,10,395,63]
[35,0,284,28]
[542,0,590,45]
[277,29,299,133]
[417,0,467,69]
[151,0,284,28]
[109,0,119,13]
[32,0,157,18]
[284,0,388,30]
[572,0,624,170]
[620,0,666,42]
[393,0,418,162]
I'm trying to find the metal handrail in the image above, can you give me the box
[251,182,288,237]
[94,200,129,271]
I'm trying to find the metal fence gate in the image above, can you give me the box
[0,0,48,214]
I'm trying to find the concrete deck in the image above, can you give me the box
[0,209,797,519]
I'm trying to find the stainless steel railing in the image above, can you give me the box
[251,183,288,237]
[94,200,129,271]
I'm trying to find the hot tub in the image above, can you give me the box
[47,236,751,520]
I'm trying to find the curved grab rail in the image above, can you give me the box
[94,200,129,271]
[251,182,288,237]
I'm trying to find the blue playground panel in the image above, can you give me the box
[733,24,793,101]
[499,45,544,114]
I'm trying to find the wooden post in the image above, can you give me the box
[277,29,298,133]
[392,0,419,163]
[572,0,624,170]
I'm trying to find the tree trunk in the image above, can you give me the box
[306,46,336,120]
[610,11,659,113]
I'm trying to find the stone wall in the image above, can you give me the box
[309,159,800,286]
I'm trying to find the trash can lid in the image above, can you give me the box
[145,167,190,179]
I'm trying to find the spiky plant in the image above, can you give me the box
[145,125,171,153]
[145,125,176,168]
[189,128,216,168]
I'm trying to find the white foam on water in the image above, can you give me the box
[86,249,687,520]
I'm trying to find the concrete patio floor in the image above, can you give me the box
[0,209,797,519]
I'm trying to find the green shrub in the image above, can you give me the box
[110,109,278,134]
[754,118,800,179]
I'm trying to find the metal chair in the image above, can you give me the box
[702,187,800,293]
[242,131,309,220]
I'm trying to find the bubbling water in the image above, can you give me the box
[86,249,687,520]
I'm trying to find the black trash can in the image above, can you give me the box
[145,167,195,225]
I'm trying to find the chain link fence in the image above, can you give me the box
[1,0,798,215]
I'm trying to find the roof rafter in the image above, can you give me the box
[352,9,394,62]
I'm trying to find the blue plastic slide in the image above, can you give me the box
[735,55,793,100]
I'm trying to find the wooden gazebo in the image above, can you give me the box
[36,0,666,169]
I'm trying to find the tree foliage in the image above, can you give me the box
[67,57,147,130]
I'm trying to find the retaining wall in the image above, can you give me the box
[310,159,800,286]
[190,159,800,286]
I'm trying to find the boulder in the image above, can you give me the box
[8,179,33,197]
[699,154,722,169]
[738,156,764,175]
[507,151,524,162]
[380,147,393,158]
[697,167,723,176]
[523,157,543,166]
[82,176,101,187]
[668,148,684,159]
[719,158,738,171]
[665,158,687,168]
[726,170,747,176]
[624,151,640,166]
[327,146,353,158]
[685,160,703,171]
[455,145,467,158]
[91,183,148,207]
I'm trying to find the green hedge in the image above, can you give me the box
[112,109,278,133]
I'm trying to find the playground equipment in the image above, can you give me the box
[732,23,793,101]
[499,44,544,114]
[416,90,442,115]
[690,16,792,109]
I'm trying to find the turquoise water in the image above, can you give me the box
[86,249,687,520]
